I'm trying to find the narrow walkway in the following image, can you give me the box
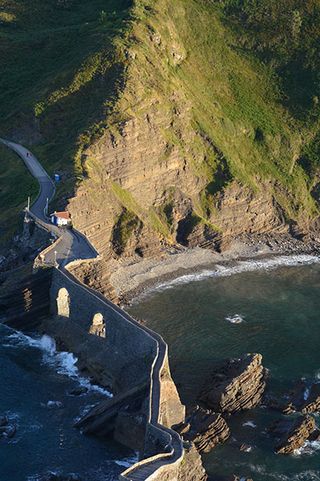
[0,138,97,266]
[2,138,184,481]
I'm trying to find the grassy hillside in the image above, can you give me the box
[0,0,132,213]
[105,0,319,226]
[0,144,38,245]
[1,0,320,250]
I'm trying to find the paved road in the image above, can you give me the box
[0,138,97,266]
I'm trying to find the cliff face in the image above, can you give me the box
[66,0,319,262]
[69,105,286,259]
[2,0,319,262]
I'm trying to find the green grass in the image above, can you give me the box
[110,180,171,239]
[1,0,319,249]
[112,208,141,254]
[119,0,318,226]
[0,0,132,202]
[0,143,38,245]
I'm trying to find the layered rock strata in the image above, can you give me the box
[200,354,266,414]
[269,415,316,454]
[174,406,230,453]
[266,380,320,415]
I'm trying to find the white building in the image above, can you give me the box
[50,211,72,227]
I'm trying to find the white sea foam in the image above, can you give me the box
[304,387,310,401]
[5,331,112,397]
[226,314,245,324]
[114,453,139,469]
[45,400,63,409]
[136,254,320,298]
[242,420,257,428]
[249,464,320,480]
[293,440,320,457]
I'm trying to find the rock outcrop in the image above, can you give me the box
[266,380,320,415]
[177,444,208,481]
[269,415,316,454]
[200,354,266,414]
[74,382,148,451]
[174,406,230,453]
[301,384,320,414]
[0,415,16,439]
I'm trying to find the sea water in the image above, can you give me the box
[129,258,320,481]
[0,326,136,480]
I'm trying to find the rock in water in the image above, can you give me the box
[269,415,316,454]
[174,406,230,453]
[266,381,320,414]
[200,354,266,414]
[301,383,320,414]
[40,473,82,481]
[68,386,88,397]
[0,416,8,427]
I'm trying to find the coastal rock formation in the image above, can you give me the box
[177,444,208,481]
[74,382,148,451]
[0,415,16,439]
[269,415,316,454]
[200,354,266,414]
[266,381,320,415]
[301,384,320,414]
[174,406,230,453]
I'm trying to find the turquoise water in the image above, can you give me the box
[0,325,135,481]
[129,260,320,481]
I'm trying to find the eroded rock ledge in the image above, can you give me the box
[268,415,316,454]
[174,406,230,453]
[200,354,266,414]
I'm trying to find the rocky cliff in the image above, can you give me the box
[64,0,319,270]
[2,0,320,266]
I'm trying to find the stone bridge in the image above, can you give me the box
[1,139,207,481]
[47,265,189,480]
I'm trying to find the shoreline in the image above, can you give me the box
[111,233,320,307]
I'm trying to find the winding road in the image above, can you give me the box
[0,138,97,266]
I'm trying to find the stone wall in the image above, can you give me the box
[0,263,51,330]
[49,267,158,394]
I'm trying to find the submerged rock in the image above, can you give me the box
[268,415,316,454]
[266,381,320,415]
[200,354,266,414]
[308,428,320,442]
[0,415,8,427]
[174,406,230,453]
[239,443,253,452]
[68,386,88,397]
[301,383,320,414]
[0,424,16,439]
[39,474,81,481]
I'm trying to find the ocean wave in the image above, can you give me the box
[293,440,320,457]
[249,464,320,480]
[4,331,112,397]
[242,420,256,428]
[137,254,320,297]
[114,453,139,469]
[226,314,245,324]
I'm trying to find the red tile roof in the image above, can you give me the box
[54,211,70,220]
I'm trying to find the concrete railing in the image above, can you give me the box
[30,213,184,480]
